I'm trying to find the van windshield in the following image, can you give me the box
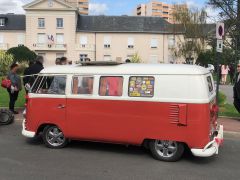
[207,76,213,93]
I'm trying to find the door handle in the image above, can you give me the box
[57,104,65,109]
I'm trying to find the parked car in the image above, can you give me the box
[22,62,223,162]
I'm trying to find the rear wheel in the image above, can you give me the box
[0,109,14,125]
[149,140,184,162]
[42,125,68,148]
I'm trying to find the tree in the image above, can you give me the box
[172,6,210,63]
[208,0,240,66]
[0,50,14,76]
[130,53,142,63]
[7,46,37,63]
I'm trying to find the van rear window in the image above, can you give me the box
[207,76,213,92]
[128,76,154,97]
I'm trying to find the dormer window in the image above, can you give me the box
[0,18,5,26]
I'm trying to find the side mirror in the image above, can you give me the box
[25,83,31,91]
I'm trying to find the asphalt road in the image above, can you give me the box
[0,121,240,180]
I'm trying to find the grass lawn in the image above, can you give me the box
[0,84,25,108]
[218,91,239,118]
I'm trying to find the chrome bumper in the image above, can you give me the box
[191,125,224,157]
[22,119,36,138]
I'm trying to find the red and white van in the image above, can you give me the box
[22,63,223,162]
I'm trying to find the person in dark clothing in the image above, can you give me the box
[233,63,240,113]
[23,61,34,93]
[7,63,22,114]
[60,57,67,65]
[229,64,235,85]
[25,56,44,86]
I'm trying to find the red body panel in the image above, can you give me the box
[26,97,211,149]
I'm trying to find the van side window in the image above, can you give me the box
[128,76,155,97]
[207,76,213,92]
[99,76,123,96]
[72,76,94,95]
[32,76,66,95]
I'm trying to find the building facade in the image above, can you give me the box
[63,0,89,15]
[0,0,186,66]
[134,1,187,24]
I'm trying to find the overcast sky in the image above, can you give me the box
[0,0,218,22]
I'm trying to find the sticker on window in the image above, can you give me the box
[128,76,154,97]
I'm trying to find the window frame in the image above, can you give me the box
[71,75,94,95]
[98,76,124,97]
[0,18,5,26]
[150,38,158,49]
[56,18,63,28]
[128,76,155,98]
[38,18,45,28]
[31,75,67,95]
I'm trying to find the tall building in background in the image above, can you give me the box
[63,0,89,15]
[134,1,187,24]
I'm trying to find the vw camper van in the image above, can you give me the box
[22,62,223,162]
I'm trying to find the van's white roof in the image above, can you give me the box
[40,63,209,75]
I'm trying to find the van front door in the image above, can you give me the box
[29,75,67,132]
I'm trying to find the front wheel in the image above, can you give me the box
[42,125,68,148]
[149,140,184,162]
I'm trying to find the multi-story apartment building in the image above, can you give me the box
[135,1,187,24]
[63,0,89,15]
[0,0,199,66]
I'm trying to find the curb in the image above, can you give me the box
[219,116,240,120]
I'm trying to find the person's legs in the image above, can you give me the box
[234,99,240,113]
[7,90,19,114]
[7,89,14,112]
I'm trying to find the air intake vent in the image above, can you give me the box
[169,104,187,126]
[169,104,180,124]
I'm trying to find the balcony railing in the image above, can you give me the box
[76,44,96,51]
[0,43,8,50]
[33,43,67,51]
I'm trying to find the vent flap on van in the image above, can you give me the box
[169,104,187,126]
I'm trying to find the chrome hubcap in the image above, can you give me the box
[46,127,65,147]
[154,140,178,158]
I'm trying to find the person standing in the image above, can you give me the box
[229,64,235,85]
[60,57,67,65]
[233,63,240,113]
[26,56,44,86]
[221,64,230,85]
[7,63,22,114]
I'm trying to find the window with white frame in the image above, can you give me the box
[56,18,63,28]
[37,33,46,45]
[103,55,111,61]
[17,34,25,46]
[151,38,158,48]
[0,18,5,26]
[168,35,175,48]
[128,37,134,49]
[80,54,88,61]
[104,36,111,48]
[38,18,45,28]
[56,53,64,58]
[80,36,88,47]
[56,33,64,47]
